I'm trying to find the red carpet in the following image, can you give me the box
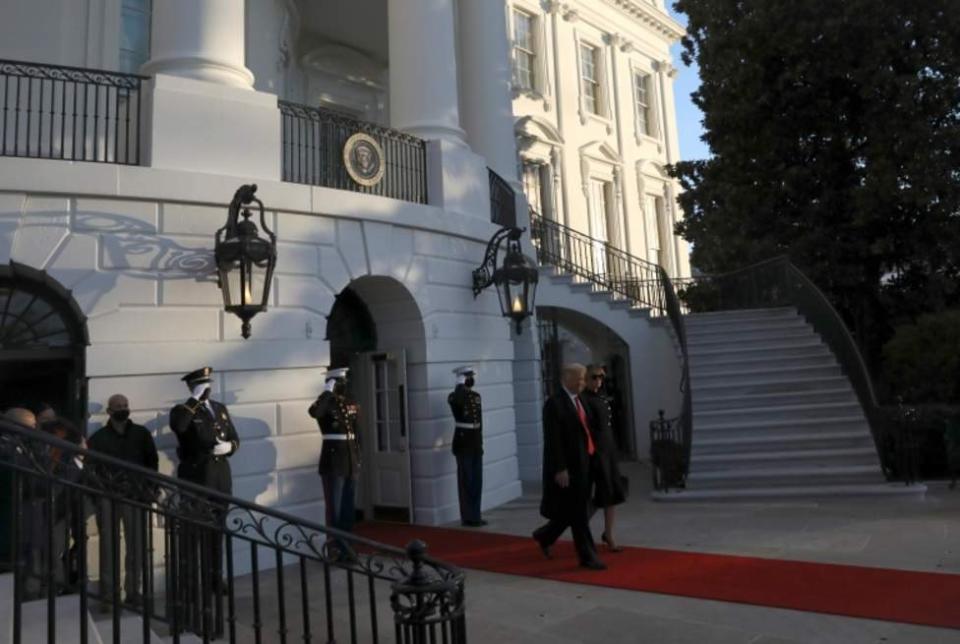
[357,522,960,630]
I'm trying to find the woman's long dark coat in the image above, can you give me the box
[581,389,627,507]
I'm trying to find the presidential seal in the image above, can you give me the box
[343,133,385,187]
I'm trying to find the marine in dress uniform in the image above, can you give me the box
[168,367,239,636]
[309,367,361,550]
[448,366,486,527]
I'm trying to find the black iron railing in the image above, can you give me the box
[279,101,428,204]
[489,169,517,228]
[676,256,894,475]
[529,211,692,490]
[0,419,466,643]
[0,59,145,165]
[529,212,667,312]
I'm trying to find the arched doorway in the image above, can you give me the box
[537,306,634,456]
[325,276,426,523]
[0,262,88,426]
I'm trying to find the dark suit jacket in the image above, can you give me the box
[309,391,361,479]
[539,389,596,521]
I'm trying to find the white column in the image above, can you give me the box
[142,0,254,89]
[388,0,465,143]
[458,0,519,183]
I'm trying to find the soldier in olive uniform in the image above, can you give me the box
[309,367,361,549]
[168,367,239,635]
[448,366,486,527]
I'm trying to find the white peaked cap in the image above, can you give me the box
[453,366,476,377]
[324,367,350,381]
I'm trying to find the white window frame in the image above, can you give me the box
[579,43,601,116]
[508,2,551,104]
[574,31,612,126]
[512,9,536,91]
[630,60,661,143]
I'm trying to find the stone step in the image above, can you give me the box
[15,592,105,644]
[694,401,865,424]
[692,430,874,455]
[687,340,826,361]
[693,375,853,398]
[692,364,842,388]
[689,446,878,473]
[93,613,169,644]
[694,414,869,436]
[684,307,798,323]
[686,464,882,489]
[685,316,807,336]
[693,387,856,412]
[686,326,815,347]
[690,350,835,374]
[652,482,927,502]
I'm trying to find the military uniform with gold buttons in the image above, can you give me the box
[167,366,237,637]
[309,367,360,537]
[169,368,240,495]
[448,366,485,526]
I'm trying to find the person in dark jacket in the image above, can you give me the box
[168,367,238,635]
[532,363,606,570]
[448,366,486,527]
[310,367,361,551]
[88,394,159,607]
[582,364,627,551]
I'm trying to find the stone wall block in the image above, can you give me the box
[12,197,70,268]
[75,198,158,234]
[278,467,322,507]
[272,434,323,470]
[89,308,220,343]
[275,241,320,276]
[316,245,351,294]
[160,202,222,236]
[224,402,278,439]
[278,401,319,436]
[336,219,369,279]
[44,232,98,288]
[277,211,335,245]
[275,275,335,316]
[225,368,327,405]
[363,221,414,281]
[73,272,158,318]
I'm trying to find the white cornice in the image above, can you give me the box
[603,0,686,42]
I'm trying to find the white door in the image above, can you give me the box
[352,349,412,522]
[589,179,609,276]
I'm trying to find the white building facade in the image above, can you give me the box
[0,0,687,527]
[507,0,691,278]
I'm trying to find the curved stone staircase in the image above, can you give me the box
[657,307,926,501]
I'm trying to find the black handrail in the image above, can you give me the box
[529,211,667,313]
[0,59,145,165]
[279,100,428,204]
[488,169,517,228]
[528,210,692,490]
[677,256,889,473]
[0,419,465,643]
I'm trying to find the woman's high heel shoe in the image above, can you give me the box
[601,532,623,552]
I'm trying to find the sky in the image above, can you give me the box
[666,6,710,162]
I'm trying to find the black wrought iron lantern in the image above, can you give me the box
[215,184,277,339]
[472,227,539,334]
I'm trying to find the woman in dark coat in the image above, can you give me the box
[582,364,627,551]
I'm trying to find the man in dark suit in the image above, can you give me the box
[309,367,360,555]
[532,363,606,570]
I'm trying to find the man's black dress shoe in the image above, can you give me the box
[461,519,488,527]
[579,558,607,571]
[532,532,553,559]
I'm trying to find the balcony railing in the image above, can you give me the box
[0,418,466,643]
[279,101,428,204]
[0,59,145,165]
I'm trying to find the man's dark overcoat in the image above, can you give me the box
[539,389,595,521]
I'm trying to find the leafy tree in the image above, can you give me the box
[671,0,960,374]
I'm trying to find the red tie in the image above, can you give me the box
[574,397,596,456]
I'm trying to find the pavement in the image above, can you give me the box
[450,460,960,644]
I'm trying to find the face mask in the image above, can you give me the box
[333,382,346,396]
[110,409,130,422]
[464,377,475,388]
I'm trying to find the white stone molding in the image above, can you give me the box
[628,56,663,148]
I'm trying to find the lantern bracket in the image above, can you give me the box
[472,226,524,297]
